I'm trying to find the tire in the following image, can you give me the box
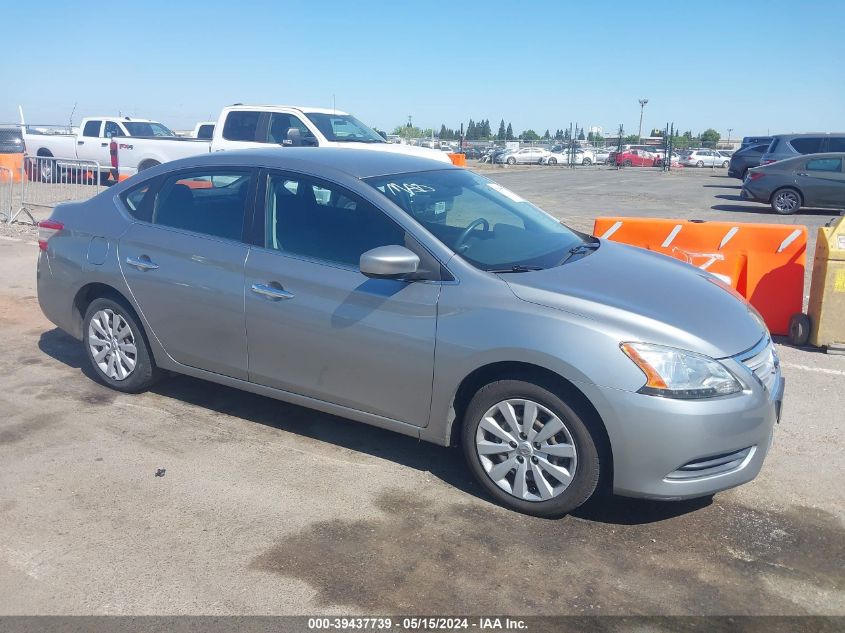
[582,158,592,166]
[623,159,632,167]
[36,153,56,183]
[461,379,602,518]
[788,313,811,346]
[740,168,748,180]
[721,160,729,168]
[507,157,516,165]
[771,187,802,214]
[83,297,161,393]
[696,160,704,168]
[548,157,557,165]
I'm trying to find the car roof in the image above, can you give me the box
[227,104,351,116]
[138,147,457,180]
[770,132,845,139]
[759,152,845,167]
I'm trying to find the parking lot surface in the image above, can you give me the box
[0,167,843,615]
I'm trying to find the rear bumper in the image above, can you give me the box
[740,185,769,203]
[579,369,782,500]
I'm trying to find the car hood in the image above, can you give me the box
[501,240,764,359]
[339,142,453,164]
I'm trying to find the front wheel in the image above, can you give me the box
[696,160,704,168]
[548,157,557,165]
[461,379,602,517]
[506,157,516,165]
[623,159,632,167]
[721,160,729,168]
[582,158,592,166]
[83,297,161,393]
[771,188,802,214]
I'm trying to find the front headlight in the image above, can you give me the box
[621,342,742,399]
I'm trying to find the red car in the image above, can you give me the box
[615,149,656,167]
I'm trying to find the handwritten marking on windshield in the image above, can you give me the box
[386,182,436,196]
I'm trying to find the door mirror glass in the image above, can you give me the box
[360,245,420,279]
[286,128,302,147]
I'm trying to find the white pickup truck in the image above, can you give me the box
[21,116,210,181]
[110,104,452,178]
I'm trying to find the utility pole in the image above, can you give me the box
[727,128,733,147]
[637,98,648,143]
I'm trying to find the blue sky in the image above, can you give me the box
[2,0,842,138]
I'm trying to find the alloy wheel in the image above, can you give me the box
[774,190,800,213]
[88,309,138,381]
[475,398,578,502]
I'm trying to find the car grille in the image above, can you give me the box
[740,337,779,393]
[666,447,754,480]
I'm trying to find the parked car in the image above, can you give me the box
[461,147,484,160]
[760,133,845,166]
[680,150,729,168]
[0,125,23,153]
[741,152,845,214]
[593,148,611,164]
[497,147,550,164]
[36,148,782,518]
[728,143,770,180]
[540,148,595,166]
[615,149,656,167]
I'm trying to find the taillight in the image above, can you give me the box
[37,220,63,251]
[762,159,776,165]
[749,172,765,181]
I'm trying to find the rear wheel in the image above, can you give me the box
[462,379,602,517]
[771,188,802,214]
[83,297,161,393]
[507,157,516,165]
[138,160,160,172]
[721,160,729,168]
[623,159,632,167]
[548,157,557,165]
[696,160,704,168]
[788,313,811,346]
[582,158,592,166]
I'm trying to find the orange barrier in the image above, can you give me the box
[0,153,23,182]
[594,217,807,335]
[448,153,467,167]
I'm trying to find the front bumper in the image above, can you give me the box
[578,355,783,500]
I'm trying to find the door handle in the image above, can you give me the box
[251,283,294,301]
[77,141,84,145]
[101,142,108,147]
[797,172,809,177]
[126,256,159,271]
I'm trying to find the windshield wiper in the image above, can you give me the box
[487,265,545,273]
[557,241,600,266]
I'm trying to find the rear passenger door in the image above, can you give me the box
[243,170,440,427]
[799,157,845,208]
[119,168,256,379]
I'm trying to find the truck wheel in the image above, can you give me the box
[788,313,811,346]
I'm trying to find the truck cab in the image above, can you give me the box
[210,105,452,163]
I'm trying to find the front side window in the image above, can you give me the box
[805,157,842,172]
[151,170,252,241]
[304,113,385,143]
[122,122,174,137]
[266,113,317,146]
[366,169,586,271]
[790,138,823,154]
[104,121,124,138]
[82,120,102,137]
[264,173,404,267]
[222,111,261,142]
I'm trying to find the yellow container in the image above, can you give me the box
[807,215,845,352]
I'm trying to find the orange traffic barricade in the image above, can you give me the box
[448,153,467,167]
[593,217,807,336]
[0,153,24,182]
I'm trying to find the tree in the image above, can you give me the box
[522,129,540,141]
[624,134,640,143]
[392,124,423,139]
[587,131,594,142]
[700,128,721,147]
[505,122,514,141]
[650,128,664,137]
[554,129,564,140]
[577,128,586,141]
[439,124,448,140]
[593,133,604,146]
[497,119,506,140]
[543,129,551,140]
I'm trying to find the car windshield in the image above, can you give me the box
[123,122,175,137]
[365,169,588,271]
[304,113,385,143]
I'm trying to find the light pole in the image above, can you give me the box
[637,98,648,143]
[727,128,733,147]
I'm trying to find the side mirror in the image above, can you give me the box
[285,128,302,147]
[360,245,420,279]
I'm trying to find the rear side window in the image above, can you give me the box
[83,120,102,137]
[196,124,214,140]
[122,182,157,222]
[789,138,823,154]
[826,138,845,152]
[806,158,842,172]
[152,170,253,241]
[750,144,769,153]
[222,111,261,142]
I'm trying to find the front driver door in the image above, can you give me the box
[119,168,255,379]
[244,170,440,427]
